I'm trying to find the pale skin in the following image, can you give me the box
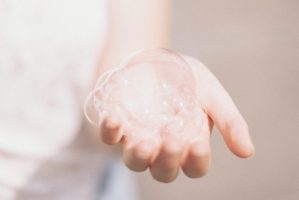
[97,0,254,183]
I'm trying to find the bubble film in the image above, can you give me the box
[84,49,204,142]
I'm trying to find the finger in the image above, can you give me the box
[184,56,254,158]
[123,140,156,172]
[100,116,123,145]
[150,135,182,183]
[204,82,254,158]
[181,141,211,178]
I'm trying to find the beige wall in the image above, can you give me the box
[137,1,299,199]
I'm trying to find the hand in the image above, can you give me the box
[99,55,255,183]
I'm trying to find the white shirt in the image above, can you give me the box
[0,0,128,199]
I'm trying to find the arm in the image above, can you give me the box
[98,0,170,75]
[96,0,254,183]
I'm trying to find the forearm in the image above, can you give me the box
[97,0,170,77]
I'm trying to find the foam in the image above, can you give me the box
[84,49,204,142]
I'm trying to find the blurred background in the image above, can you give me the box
[137,0,299,199]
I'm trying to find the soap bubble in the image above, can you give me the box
[84,48,204,142]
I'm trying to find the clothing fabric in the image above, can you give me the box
[0,0,138,199]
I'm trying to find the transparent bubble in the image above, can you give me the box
[84,48,204,142]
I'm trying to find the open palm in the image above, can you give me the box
[98,55,254,183]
